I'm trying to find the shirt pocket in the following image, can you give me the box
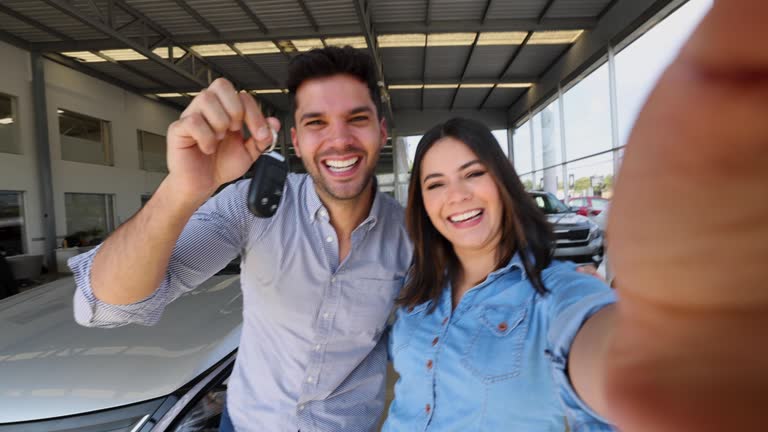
[391,301,431,354]
[336,277,401,340]
[460,304,529,383]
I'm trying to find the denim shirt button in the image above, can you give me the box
[426,359,433,370]
[497,321,508,332]
[425,404,431,413]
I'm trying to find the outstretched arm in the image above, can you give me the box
[570,1,768,430]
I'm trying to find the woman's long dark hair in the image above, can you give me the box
[398,117,554,311]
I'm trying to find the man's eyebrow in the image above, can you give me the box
[422,160,482,184]
[348,106,373,116]
[299,112,322,122]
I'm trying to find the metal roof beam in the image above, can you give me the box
[29,17,595,51]
[498,32,532,79]
[296,0,320,33]
[538,0,558,23]
[0,3,71,41]
[231,0,268,33]
[353,0,395,125]
[41,0,208,87]
[481,0,494,23]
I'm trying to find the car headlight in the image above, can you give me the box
[588,222,600,241]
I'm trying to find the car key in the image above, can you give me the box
[247,129,288,218]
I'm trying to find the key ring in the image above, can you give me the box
[264,128,278,153]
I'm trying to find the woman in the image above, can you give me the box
[383,118,615,431]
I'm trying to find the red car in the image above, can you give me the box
[568,196,610,217]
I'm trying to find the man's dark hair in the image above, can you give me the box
[286,45,383,119]
[398,117,554,312]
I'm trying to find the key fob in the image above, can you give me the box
[247,152,288,218]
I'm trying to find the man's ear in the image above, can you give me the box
[379,117,388,149]
[291,127,301,158]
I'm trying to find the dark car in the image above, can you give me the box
[529,191,604,264]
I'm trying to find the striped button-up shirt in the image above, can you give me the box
[69,174,413,432]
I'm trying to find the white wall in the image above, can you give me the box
[0,40,180,259]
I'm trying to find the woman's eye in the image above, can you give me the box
[425,183,443,190]
[467,170,486,178]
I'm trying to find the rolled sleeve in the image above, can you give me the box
[547,289,616,431]
[69,244,174,327]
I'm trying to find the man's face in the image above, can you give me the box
[291,74,387,202]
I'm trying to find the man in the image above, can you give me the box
[69,46,412,431]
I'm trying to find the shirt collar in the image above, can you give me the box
[488,251,530,281]
[304,176,383,231]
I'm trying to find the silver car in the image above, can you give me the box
[0,269,242,432]
[529,191,604,264]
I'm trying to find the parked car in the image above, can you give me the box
[529,191,604,264]
[568,196,610,231]
[0,265,242,432]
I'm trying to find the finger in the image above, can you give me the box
[207,78,245,132]
[240,92,273,153]
[179,113,217,155]
[193,90,232,141]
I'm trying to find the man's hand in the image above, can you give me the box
[604,1,768,430]
[166,78,281,201]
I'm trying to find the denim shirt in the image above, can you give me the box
[384,256,616,432]
[70,174,412,432]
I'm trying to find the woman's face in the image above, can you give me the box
[419,136,504,258]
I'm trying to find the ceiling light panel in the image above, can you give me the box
[291,39,324,52]
[477,32,528,45]
[61,51,104,62]
[529,30,584,44]
[190,44,236,56]
[234,41,281,55]
[324,36,368,49]
[377,34,426,48]
[427,33,476,46]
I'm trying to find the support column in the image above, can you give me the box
[31,52,58,272]
[541,107,558,194]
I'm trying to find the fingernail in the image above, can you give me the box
[255,126,270,140]
[216,132,225,140]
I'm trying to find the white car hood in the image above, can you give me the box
[0,275,242,423]
[546,212,590,226]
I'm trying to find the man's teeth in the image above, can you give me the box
[325,157,359,172]
[449,209,482,223]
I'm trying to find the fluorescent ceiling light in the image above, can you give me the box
[477,32,527,45]
[155,93,184,98]
[0,117,13,125]
[99,49,147,61]
[235,41,280,55]
[389,84,424,90]
[61,51,104,63]
[185,92,201,96]
[529,30,584,45]
[291,39,324,52]
[377,34,426,48]
[424,84,459,89]
[190,44,235,56]
[427,33,476,47]
[497,83,533,88]
[460,83,495,88]
[152,46,187,59]
[324,36,368,49]
[251,89,285,94]
[57,109,64,114]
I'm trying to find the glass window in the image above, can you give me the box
[0,94,19,154]
[563,62,612,162]
[59,109,112,165]
[539,100,563,169]
[616,0,712,146]
[64,193,114,247]
[532,113,543,172]
[519,173,534,191]
[513,120,533,175]
[566,152,616,199]
[0,191,25,256]
[491,129,509,157]
[138,130,168,173]
[591,198,610,211]
[569,197,587,207]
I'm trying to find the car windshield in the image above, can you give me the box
[532,193,572,214]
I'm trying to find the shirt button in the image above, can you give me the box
[426,360,433,370]
[325,236,333,243]
[498,321,509,332]
[306,376,314,383]
[314,344,322,351]
[323,312,330,319]
[299,404,305,411]
[432,337,439,346]
[425,404,431,414]
[320,209,327,217]
[330,277,336,283]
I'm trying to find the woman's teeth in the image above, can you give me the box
[325,157,359,172]
[449,209,482,223]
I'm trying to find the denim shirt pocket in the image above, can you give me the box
[461,304,529,383]
[391,301,431,354]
